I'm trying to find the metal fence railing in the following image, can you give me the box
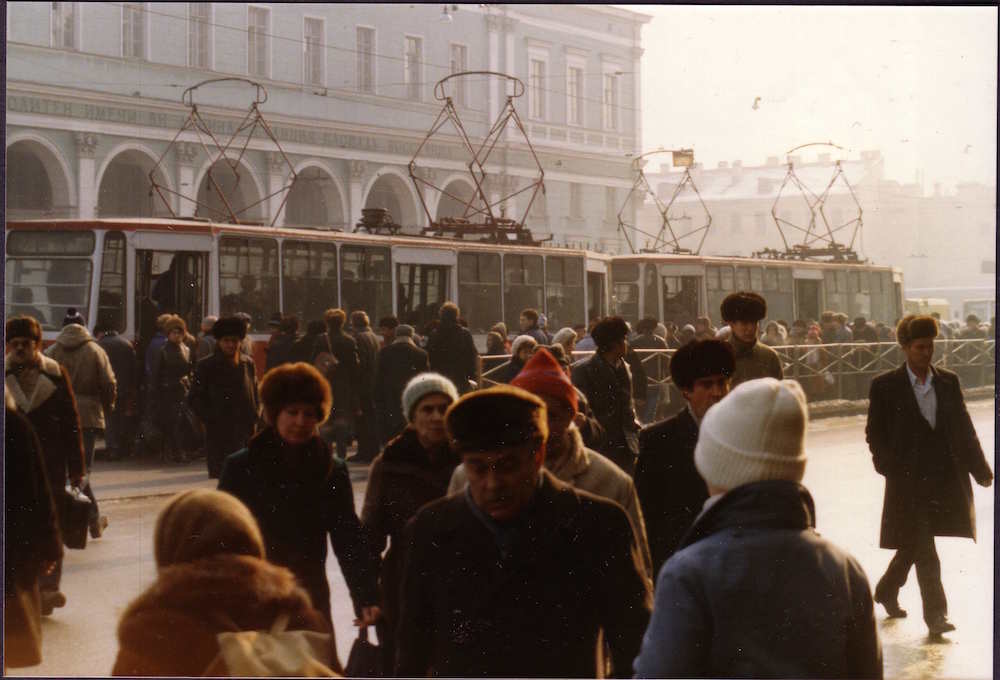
[480,339,996,406]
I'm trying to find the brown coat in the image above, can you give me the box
[112,554,336,676]
[729,335,784,387]
[866,364,992,549]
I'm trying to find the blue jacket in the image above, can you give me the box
[634,480,882,679]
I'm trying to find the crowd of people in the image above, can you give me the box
[4,289,994,677]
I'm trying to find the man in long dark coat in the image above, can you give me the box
[395,386,651,678]
[373,324,429,444]
[95,322,137,460]
[350,310,381,462]
[312,308,361,459]
[635,339,734,576]
[425,302,479,394]
[188,316,260,479]
[866,314,993,637]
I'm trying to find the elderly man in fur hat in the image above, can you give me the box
[5,316,86,616]
[187,316,260,479]
[395,386,651,678]
[867,315,993,638]
[721,291,783,387]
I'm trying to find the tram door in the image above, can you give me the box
[587,271,607,321]
[135,250,208,345]
[396,263,450,331]
[795,279,821,322]
[661,275,700,328]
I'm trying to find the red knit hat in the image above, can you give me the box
[512,347,578,414]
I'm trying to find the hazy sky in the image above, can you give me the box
[626,5,997,192]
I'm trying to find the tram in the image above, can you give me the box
[4,218,903,356]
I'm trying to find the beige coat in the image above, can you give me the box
[448,424,653,582]
[44,324,116,430]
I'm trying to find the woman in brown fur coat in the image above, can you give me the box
[111,489,337,676]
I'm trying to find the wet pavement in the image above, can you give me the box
[7,399,994,678]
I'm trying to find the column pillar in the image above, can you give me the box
[175,142,199,217]
[503,17,517,142]
[349,160,367,230]
[420,167,439,224]
[486,15,500,124]
[267,152,288,227]
[74,132,98,219]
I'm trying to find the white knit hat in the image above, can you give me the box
[402,373,459,422]
[695,378,808,491]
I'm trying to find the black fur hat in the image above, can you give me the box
[896,315,938,346]
[212,316,248,340]
[669,339,736,391]
[6,316,42,342]
[720,291,767,323]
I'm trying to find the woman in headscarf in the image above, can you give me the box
[112,489,335,676]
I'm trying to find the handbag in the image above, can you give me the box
[202,613,340,677]
[313,335,339,380]
[61,484,91,550]
[344,626,383,678]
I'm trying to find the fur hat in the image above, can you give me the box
[212,316,247,340]
[669,339,736,391]
[154,489,265,568]
[62,307,86,327]
[163,315,187,335]
[6,316,42,342]
[512,348,578,414]
[896,314,938,346]
[259,362,332,424]
[511,334,538,356]
[695,378,808,491]
[402,373,459,423]
[446,385,548,454]
[721,291,767,323]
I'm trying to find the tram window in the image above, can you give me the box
[749,267,763,291]
[504,254,544,330]
[824,270,836,291]
[763,268,779,291]
[546,256,585,331]
[458,253,501,334]
[613,282,639,323]
[871,272,883,293]
[219,236,279,331]
[611,262,639,282]
[720,266,734,292]
[706,266,720,291]
[340,245,392,323]
[282,240,339,325]
[97,231,126,332]
[662,275,700,327]
[397,264,449,331]
[735,266,750,291]
[854,271,869,294]
[5,258,92,330]
[7,230,95,256]
[778,269,792,293]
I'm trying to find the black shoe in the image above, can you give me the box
[41,590,66,616]
[90,515,109,539]
[927,618,956,636]
[874,592,907,618]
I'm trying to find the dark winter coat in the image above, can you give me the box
[112,554,336,676]
[634,480,882,679]
[395,469,652,678]
[490,356,526,384]
[289,329,323,364]
[635,407,706,575]
[5,354,86,495]
[312,330,361,418]
[729,335,784,387]
[523,326,550,345]
[150,341,192,437]
[187,350,259,462]
[572,353,640,457]
[98,331,137,407]
[575,387,607,452]
[264,331,297,371]
[630,333,669,381]
[866,364,991,549]
[373,339,429,441]
[218,427,379,622]
[353,326,382,400]
[426,321,479,393]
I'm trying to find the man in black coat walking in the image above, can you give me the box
[373,325,429,444]
[187,316,260,479]
[426,302,479,394]
[95,322,137,460]
[635,339,734,576]
[350,311,382,462]
[312,309,361,459]
[866,314,993,637]
[572,316,641,475]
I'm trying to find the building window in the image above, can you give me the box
[122,3,146,59]
[303,17,324,86]
[248,5,270,78]
[404,35,422,100]
[567,65,584,125]
[51,2,76,49]
[449,43,468,106]
[188,3,211,69]
[356,27,374,93]
[529,58,546,120]
[569,183,583,218]
[603,72,619,130]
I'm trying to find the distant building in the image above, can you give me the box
[6,3,650,251]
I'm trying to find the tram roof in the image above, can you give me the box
[612,251,898,272]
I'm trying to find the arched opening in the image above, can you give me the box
[5,140,73,219]
[365,171,418,231]
[195,158,264,223]
[98,149,171,218]
[284,166,346,229]
[435,178,478,222]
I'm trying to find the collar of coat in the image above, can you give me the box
[245,426,338,481]
[545,425,592,480]
[5,353,64,413]
[381,427,457,470]
[729,335,758,357]
[676,479,816,552]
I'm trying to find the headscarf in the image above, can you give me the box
[153,489,265,569]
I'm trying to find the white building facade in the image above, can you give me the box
[6,3,650,252]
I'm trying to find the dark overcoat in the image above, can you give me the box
[635,407,706,575]
[187,350,259,474]
[395,470,652,678]
[373,340,429,442]
[353,327,381,400]
[866,364,992,549]
[426,321,479,393]
[312,330,361,418]
[218,428,378,623]
[572,353,640,456]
